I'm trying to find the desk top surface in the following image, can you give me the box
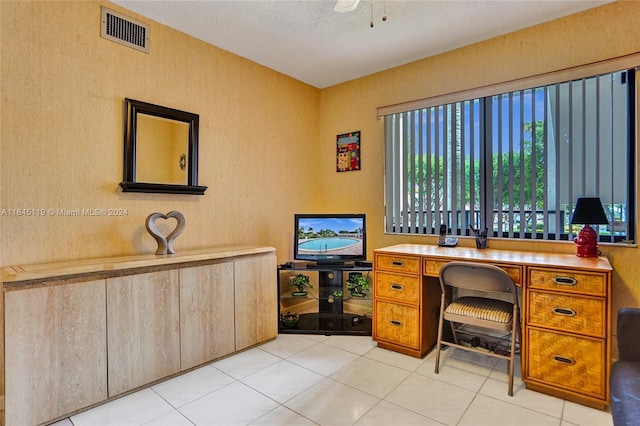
[374,244,612,272]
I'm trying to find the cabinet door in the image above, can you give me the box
[180,263,236,370]
[234,253,278,351]
[5,280,107,426]
[106,270,180,396]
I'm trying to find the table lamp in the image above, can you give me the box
[570,197,609,258]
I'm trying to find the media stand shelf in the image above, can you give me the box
[278,262,372,335]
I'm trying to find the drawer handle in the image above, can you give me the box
[392,261,404,267]
[552,307,577,317]
[390,319,402,326]
[553,355,576,365]
[553,276,578,286]
[390,284,404,291]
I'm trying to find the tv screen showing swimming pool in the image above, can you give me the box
[293,214,366,265]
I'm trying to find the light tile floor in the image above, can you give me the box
[51,334,613,426]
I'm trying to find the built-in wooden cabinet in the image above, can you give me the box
[179,263,236,370]
[0,246,276,426]
[4,280,107,426]
[234,254,279,351]
[107,270,181,396]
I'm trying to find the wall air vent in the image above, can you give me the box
[101,7,149,53]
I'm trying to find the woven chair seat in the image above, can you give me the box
[445,296,513,324]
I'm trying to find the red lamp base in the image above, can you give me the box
[573,224,600,258]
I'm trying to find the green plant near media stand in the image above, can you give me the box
[347,273,370,297]
[281,311,299,327]
[290,273,312,296]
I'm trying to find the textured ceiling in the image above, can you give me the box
[112,0,612,88]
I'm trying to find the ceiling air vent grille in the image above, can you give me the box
[101,7,149,53]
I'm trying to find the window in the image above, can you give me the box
[383,69,635,242]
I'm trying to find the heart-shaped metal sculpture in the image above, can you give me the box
[145,211,186,255]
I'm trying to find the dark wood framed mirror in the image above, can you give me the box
[120,98,207,195]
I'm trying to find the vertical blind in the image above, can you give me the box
[384,70,634,242]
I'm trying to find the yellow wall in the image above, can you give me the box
[1,1,639,319]
[317,1,640,326]
[1,0,322,266]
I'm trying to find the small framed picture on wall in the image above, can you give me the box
[336,131,360,172]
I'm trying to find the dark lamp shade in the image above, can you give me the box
[570,197,609,225]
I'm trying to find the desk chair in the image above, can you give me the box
[434,261,521,396]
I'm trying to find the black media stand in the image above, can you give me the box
[304,262,353,269]
[277,262,372,336]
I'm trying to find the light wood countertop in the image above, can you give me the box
[2,246,276,286]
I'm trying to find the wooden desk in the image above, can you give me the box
[372,244,612,409]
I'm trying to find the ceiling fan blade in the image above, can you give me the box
[334,0,360,13]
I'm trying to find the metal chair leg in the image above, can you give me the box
[507,305,520,396]
[434,295,446,374]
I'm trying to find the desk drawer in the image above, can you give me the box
[375,254,420,275]
[423,259,449,277]
[528,268,606,296]
[498,265,522,287]
[375,271,420,304]
[527,291,605,338]
[374,300,419,349]
[424,259,521,286]
[526,328,605,399]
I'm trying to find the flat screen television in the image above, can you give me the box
[294,213,367,266]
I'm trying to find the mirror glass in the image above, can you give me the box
[120,98,207,195]
[136,114,189,185]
